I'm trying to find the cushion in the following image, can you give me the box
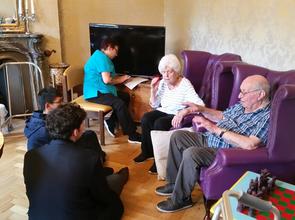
[73,96,112,112]
[151,127,194,180]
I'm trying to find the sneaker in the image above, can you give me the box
[156,197,193,213]
[148,162,157,175]
[103,166,114,176]
[117,167,129,185]
[104,119,115,137]
[128,132,141,144]
[155,183,175,196]
[133,153,153,163]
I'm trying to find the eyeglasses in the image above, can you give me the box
[113,47,119,54]
[161,69,175,75]
[51,98,63,104]
[239,89,261,96]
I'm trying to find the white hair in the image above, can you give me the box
[158,54,181,75]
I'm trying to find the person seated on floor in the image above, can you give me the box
[24,87,63,150]
[155,75,271,213]
[24,87,109,171]
[134,54,204,174]
[84,37,141,144]
[24,103,129,220]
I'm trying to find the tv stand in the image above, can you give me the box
[118,80,152,122]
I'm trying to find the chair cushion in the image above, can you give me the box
[151,127,193,180]
[72,96,112,112]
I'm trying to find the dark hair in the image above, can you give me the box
[46,103,86,140]
[37,87,62,111]
[100,37,119,50]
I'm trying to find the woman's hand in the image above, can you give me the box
[151,76,161,92]
[102,72,130,85]
[120,74,131,83]
[172,109,188,128]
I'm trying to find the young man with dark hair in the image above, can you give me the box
[24,103,128,220]
[84,37,141,144]
[24,87,110,173]
[24,87,63,150]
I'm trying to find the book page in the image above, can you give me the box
[124,77,149,90]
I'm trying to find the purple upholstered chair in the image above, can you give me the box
[180,51,241,128]
[181,50,242,108]
[198,63,295,219]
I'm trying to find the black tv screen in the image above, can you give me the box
[89,23,165,78]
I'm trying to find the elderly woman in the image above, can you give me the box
[134,54,205,174]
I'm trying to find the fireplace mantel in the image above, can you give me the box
[0,33,45,72]
[0,33,47,115]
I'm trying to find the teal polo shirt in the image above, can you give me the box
[83,50,117,99]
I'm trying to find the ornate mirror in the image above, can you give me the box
[0,0,24,32]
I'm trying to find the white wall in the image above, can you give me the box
[165,0,295,71]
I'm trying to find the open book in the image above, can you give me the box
[124,77,149,90]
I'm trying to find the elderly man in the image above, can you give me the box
[155,75,271,212]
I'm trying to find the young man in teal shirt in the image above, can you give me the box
[84,37,141,143]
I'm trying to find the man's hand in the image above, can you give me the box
[192,115,219,133]
[182,102,205,113]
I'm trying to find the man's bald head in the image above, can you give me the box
[242,75,270,99]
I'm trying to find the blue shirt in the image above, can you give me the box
[205,103,271,148]
[83,50,117,99]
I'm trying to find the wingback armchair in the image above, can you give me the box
[198,63,295,219]
[181,50,242,108]
[180,51,241,128]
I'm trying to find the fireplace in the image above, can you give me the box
[0,33,46,115]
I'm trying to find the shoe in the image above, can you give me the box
[128,132,141,144]
[117,167,129,185]
[133,153,153,163]
[148,162,157,175]
[155,183,175,196]
[104,119,115,137]
[108,167,129,195]
[103,167,114,176]
[156,197,193,213]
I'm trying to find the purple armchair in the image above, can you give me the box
[198,62,295,219]
[181,50,242,108]
[180,51,241,128]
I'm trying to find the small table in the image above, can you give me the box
[210,171,295,219]
[0,132,4,158]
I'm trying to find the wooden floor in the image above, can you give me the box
[0,119,205,220]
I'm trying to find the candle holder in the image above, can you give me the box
[19,9,36,34]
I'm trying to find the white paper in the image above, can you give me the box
[124,77,149,90]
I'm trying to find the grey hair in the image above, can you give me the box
[158,54,182,75]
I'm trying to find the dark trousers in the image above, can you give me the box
[140,110,174,157]
[77,130,105,162]
[87,91,137,136]
[78,130,126,196]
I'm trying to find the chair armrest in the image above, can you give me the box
[217,147,269,167]
[181,113,208,132]
[180,113,199,128]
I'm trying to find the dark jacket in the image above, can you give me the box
[24,111,50,151]
[23,139,123,220]
[24,112,105,162]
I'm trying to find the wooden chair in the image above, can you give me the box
[62,66,112,145]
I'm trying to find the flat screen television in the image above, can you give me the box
[89,23,165,78]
